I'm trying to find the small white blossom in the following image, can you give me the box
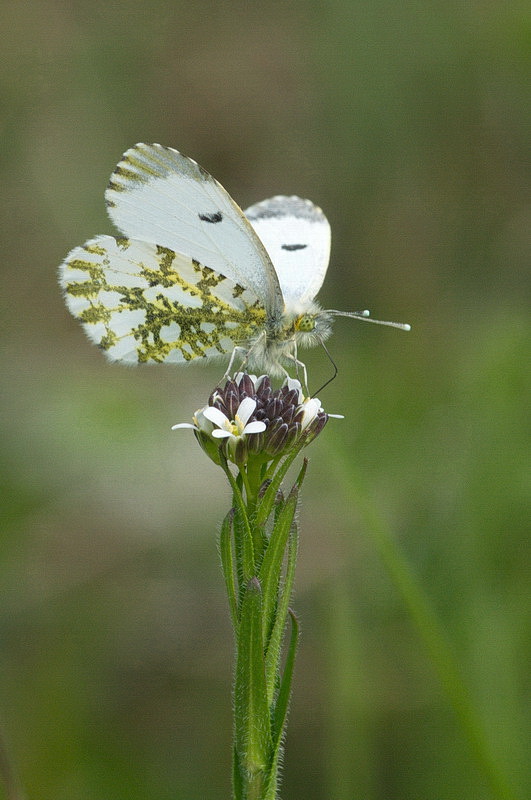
[171,406,215,434]
[298,397,323,430]
[173,395,266,464]
[204,397,266,440]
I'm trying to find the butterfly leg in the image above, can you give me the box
[284,351,309,397]
[223,346,251,382]
[224,331,269,381]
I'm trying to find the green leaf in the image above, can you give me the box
[264,609,300,799]
[234,578,272,788]
[255,441,307,528]
[220,454,255,580]
[271,609,299,745]
[232,744,244,800]
[264,522,299,706]
[219,509,238,631]
[258,486,298,647]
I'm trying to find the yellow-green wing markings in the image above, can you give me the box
[106,143,206,198]
[105,143,284,318]
[59,235,266,364]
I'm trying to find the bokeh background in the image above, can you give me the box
[1,1,529,799]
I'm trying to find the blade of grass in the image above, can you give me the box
[328,438,522,800]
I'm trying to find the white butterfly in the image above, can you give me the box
[59,143,409,382]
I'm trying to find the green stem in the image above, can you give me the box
[247,773,266,800]
[256,440,307,528]
[239,466,254,506]
[244,458,264,511]
[221,454,256,580]
[234,578,271,799]
[227,454,304,800]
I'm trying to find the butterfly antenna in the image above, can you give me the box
[329,309,411,331]
[313,340,338,395]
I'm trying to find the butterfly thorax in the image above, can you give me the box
[245,302,332,376]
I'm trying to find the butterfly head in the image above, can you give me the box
[289,304,333,349]
[295,313,318,333]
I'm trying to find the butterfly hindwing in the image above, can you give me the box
[105,143,284,317]
[59,235,266,364]
[244,195,331,310]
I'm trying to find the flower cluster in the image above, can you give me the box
[173,373,336,465]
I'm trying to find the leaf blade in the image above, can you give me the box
[234,578,272,788]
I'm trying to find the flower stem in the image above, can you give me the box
[221,454,256,578]
[225,456,304,799]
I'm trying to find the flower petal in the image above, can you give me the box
[171,423,198,430]
[193,407,215,432]
[234,371,257,386]
[235,396,257,427]
[300,398,321,429]
[242,420,267,435]
[211,429,234,439]
[285,377,303,401]
[203,406,231,428]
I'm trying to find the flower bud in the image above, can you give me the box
[173,373,338,465]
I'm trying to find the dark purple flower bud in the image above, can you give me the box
[284,421,301,450]
[267,422,289,455]
[267,417,284,437]
[247,430,266,454]
[281,405,295,424]
[238,373,255,397]
[225,390,240,420]
[265,398,283,420]
[282,389,299,407]
[293,408,305,425]
[256,376,272,401]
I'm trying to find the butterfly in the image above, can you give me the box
[59,143,409,383]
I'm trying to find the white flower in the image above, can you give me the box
[171,406,214,434]
[204,397,266,440]
[172,396,266,464]
[282,377,344,425]
[284,377,304,399]
[298,397,323,430]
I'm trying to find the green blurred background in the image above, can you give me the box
[1,1,529,798]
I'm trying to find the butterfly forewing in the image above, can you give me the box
[105,143,283,317]
[244,196,331,310]
[59,235,266,364]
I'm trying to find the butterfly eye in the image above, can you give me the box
[295,314,316,333]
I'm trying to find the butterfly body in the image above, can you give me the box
[59,143,408,378]
[247,301,333,377]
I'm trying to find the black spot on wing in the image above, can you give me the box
[281,243,307,251]
[199,211,223,223]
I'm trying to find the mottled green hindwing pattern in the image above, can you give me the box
[59,236,266,364]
